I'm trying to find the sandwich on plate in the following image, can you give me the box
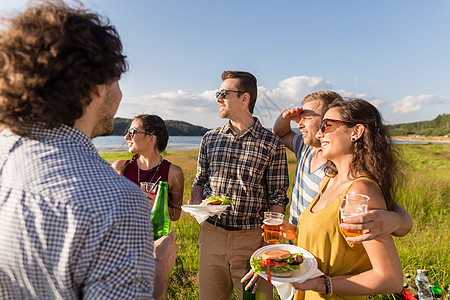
[251,249,304,284]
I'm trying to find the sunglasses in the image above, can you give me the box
[215,89,245,99]
[320,118,354,134]
[126,128,147,138]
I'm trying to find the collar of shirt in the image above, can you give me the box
[15,122,96,152]
[222,117,262,138]
[0,123,98,170]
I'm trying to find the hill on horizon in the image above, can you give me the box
[387,113,449,136]
[112,118,209,136]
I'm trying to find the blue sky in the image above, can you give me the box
[2,0,449,129]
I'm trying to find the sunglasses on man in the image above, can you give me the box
[215,89,245,99]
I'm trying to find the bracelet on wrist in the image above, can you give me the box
[328,275,333,296]
[321,275,332,295]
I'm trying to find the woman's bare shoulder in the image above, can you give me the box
[347,179,386,210]
[111,159,127,172]
[169,163,184,177]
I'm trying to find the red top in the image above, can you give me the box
[124,158,171,185]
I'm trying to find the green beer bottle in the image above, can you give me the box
[151,181,170,240]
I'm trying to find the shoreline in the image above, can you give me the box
[391,135,450,144]
[95,135,449,153]
[96,144,200,153]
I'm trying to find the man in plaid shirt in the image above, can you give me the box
[191,71,289,300]
[0,1,177,299]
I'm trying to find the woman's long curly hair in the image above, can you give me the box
[323,98,405,210]
[119,114,169,176]
[0,0,128,135]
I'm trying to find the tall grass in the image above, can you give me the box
[101,144,450,299]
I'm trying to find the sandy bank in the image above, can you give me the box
[392,135,450,144]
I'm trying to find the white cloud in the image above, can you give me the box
[116,75,448,128]
[118,75,339,127]
[330,90,385,108]
[263,75,333,101]
[391,94,449,114]
[252,76,334,126]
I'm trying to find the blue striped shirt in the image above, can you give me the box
[0,124,155,299]
[289,134,325,226]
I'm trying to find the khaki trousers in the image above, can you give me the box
[198,221,273,300]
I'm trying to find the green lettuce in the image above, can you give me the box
[204,195,231,205]
[250,256,302,274]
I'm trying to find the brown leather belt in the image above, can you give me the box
[206,219,242,231]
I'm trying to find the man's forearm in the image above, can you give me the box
[391,202,413,237]
[272,113,292,138]
[153,267,169,300]
[269,204,286,214]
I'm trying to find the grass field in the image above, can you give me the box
[100,143,450,299]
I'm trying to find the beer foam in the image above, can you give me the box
[263,218,283,226]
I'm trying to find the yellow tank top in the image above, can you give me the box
[294,177,380,300]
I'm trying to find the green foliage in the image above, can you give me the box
[388,113,450,136]
[100,144,450,299]
[165,120,210,136]
[112,117,132,136]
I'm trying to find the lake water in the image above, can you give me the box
[93,135,438,153]
[93,135,203,153]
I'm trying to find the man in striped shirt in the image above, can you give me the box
[273,91,412,243]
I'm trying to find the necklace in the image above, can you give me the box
[137,155,163,186]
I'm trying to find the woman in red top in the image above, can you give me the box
[112,114,184,221]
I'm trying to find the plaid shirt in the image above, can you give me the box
[193,118,289,229]
[0,124,155,299]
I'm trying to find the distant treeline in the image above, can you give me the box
[112,118,209,136]
[387,114,450,136]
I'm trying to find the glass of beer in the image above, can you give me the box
[263,212,284,244]
[339,193,370,237]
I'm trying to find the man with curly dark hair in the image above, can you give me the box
[0,1,177,299]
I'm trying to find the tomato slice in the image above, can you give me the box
[259,259,287,284]
[266,260,272,284]
[207,200,222,205]
[260,259,287,269]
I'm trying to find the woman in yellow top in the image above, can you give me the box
[292,98,404,299]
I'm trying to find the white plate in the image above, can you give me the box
[250,244,318,282]
[181,204,230,223]
[181,204,230,214]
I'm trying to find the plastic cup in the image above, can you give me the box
[263,212,284,244]
[339,193,370,237]
[140,182,157,196]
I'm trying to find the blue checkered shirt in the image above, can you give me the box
[0,123,155,299]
